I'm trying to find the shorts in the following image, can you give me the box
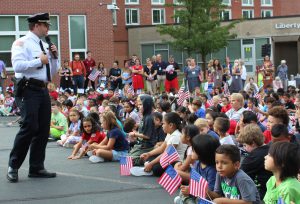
[112,150,128,161]
[165,78,179,92]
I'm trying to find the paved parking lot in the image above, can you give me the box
[0,117,176,204]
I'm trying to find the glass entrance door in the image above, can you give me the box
[242,44,255,74]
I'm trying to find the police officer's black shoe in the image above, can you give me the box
[7,167,18,183]
[28,169,56,178]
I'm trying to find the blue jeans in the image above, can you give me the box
[72,75,84,94]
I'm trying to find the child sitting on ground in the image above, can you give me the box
[153,112,166,148]
[50,101,68,140]
[194,118,219,140]
[57,109,82,148]
[213,117,236,145]
[68,117,105,160]
[264,142,300,203]
[174,125,199,182]
[207,144,261,203]
[174,134,220,204]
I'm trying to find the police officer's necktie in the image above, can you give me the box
[39,40,51,82]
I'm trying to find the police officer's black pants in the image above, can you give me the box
[9,86,51,172]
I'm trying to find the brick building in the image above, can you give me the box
[0,0,300,88]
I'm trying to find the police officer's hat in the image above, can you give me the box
[27,13,51,25]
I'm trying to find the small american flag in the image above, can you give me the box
[189,168,208,198]
[160,145,180,169]
[127,84,135,95]
[177,82,190,106]
[206,92,213,107]
[198,198,214,204]
[120,156,133,176]
[289,115,296,126]
[158,165,182,195]
[277,197,286,204]
[88,69,101,81]
[254,93,261,101]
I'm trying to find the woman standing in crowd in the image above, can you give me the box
[230,59,243,93]
[213,59,223,88]
[262,55,275,88]
[131,58,144,93]
[240,59,247,88]
[184,58,202,93]
[121,61,132,87]
[109,60,122,91]
[59,59,73,91]
[144,58,157,95]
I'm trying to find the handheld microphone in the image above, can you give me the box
[45,36,58,59]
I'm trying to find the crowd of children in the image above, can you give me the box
[2,54,300,203]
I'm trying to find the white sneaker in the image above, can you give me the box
[86,150,93,157]
[130,167,153,176]
[56,140,63,146]
[89,155,105,163]
[63,143,74,148]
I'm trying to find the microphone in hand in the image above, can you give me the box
[45,36,58,59]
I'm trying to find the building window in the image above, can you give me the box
[242,9,254,19]
[174,9,182,23]
[173,0,183,5]
[69,15,87,60]
[220,9,231,21]
[152,0,165,5]
[242,0,253,6]
[152,9,165,25]
[112,0,117,25]
[261,0,272,6]
[222,0,231,6]
[0,15,59,69]
[125,0,139,5]
[261,10,273,18]
[126,8,139,25]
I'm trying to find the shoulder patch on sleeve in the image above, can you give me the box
[14,40,24,47]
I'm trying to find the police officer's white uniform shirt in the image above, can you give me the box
[11,31,59,82]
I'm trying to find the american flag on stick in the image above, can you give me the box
[88,69,101,81]
[198,198,214,204]
[206,92,214,107]
[189,168,208,198]
[127,84,135,95]
[158,165,182,195]
[120,156,133,176]
[177,82,190,106]
[160,145,180,169]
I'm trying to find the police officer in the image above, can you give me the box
[7,13,59,182]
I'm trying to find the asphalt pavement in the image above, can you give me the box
[0,117,176,204]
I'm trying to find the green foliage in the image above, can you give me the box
[158,0,238,77]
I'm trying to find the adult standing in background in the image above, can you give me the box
[240,59,247,88]
[212,59,223,88]
[70,53,86,95]
[165,55,180,93]
[184,58,202,93]
[109,60,122,90]
[230,59,243,93]
[276,60,288,91]
[223,56,232,75]
[131,58,144,93]
[0,59,7,93]
[144,58,157,95]
[7,13,58,183]
[58,59,73,91]
[153,54,167,93]
[83,51,96,90]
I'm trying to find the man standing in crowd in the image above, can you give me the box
[70,53,86,94]
[7,13,59,183]
[0,59,7,93]
[153,54,167,93]
[83,51,96,91]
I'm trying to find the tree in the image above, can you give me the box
[157,0,238,78]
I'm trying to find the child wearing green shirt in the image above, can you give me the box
[50,101,68,140]
[264,142,300,204]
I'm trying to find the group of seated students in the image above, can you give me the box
[47,81,300,204]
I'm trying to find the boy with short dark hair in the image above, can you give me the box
[152,112,166,148]
[208,144,261,204]
[50,101,68,140]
